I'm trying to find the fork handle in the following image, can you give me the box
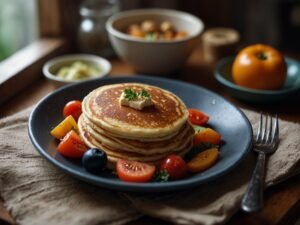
[241,152,266,213]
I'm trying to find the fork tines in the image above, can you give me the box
[255,113,279,150]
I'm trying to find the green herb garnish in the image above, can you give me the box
[124,88,138,101]
[152,170,170,182]
[124,88,151,101]
[140,89,151,98]
[192,125,206,134]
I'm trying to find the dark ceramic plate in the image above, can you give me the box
[214,56,300,103]
[28,76,252,192]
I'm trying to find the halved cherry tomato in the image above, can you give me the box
[50,115,79,139]
[116,159,156,183]
[187,148,219,173]
[161,155,187,180]
[188,109,209,126]
[63,100,82,121]
[193,128,221,146]
[57,130,87,158]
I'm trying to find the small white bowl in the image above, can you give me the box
[43,54,111,87]
[106,9,204,75]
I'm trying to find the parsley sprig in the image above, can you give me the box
[124,88,138,101]
[140,89,150,98]
[124,88,151,101]
[152,170,170,182]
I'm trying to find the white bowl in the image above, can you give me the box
[43,54,111,87]
[106,9,204,75]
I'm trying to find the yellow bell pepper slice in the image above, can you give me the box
[50,115,79,139]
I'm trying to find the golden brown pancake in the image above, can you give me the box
[82,83,189,139]
[79,83,194,167]
[81,114,192,149]
[78,114,194,155]
[79,115,193,165]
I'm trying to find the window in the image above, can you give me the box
[0,0,37,61]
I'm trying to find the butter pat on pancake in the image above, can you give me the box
[119,89,153,110]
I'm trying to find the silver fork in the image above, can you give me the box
[241,113,279,213]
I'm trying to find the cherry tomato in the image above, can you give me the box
[63,100,82,121]
[232,44,287,90]
[116,159,156,183]
[160,155,187,180]
[193,128,221,146]
[57,130,87,158]
[188,109,209,126]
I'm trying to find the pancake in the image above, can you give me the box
[79,83,194,167]
[82,113,186,142]
[82,83,189,139]
[79,115,193,164]
[81,114,193,151]
[78,114,194,155]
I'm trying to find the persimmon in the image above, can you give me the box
[193,128,221,146]
[232,44,287,90]
[187,148,219,173]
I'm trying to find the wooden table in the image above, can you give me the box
[0,47,299,225]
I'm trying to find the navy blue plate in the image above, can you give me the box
[28,76,252,192]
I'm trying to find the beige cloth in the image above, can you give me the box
[0,107,299,225]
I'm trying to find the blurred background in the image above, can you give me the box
[1,0,300,61]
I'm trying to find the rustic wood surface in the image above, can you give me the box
[0,38,69,105]
[0,48,299,225]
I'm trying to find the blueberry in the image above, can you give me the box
[82,148,107,174]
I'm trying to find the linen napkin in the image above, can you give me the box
[0,107,299,225]
[0,108,141,225]
[124,109,300,225]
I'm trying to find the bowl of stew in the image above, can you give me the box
[106,9,204,75]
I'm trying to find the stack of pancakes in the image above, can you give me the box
[78,83,194,168]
